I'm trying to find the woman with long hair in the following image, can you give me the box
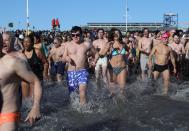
[107,28,127,97]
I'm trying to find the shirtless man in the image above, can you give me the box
[63,26,90,105]
[152,31,161,47]
[138,28,153,80]
[48,37,65,82]
[185,36,189,59]
[168,34,185,79]
[92,28,108,83]
[0,33,4,57]
[169,29,176,44]
[148,33,176,95]
[0,32,42,130]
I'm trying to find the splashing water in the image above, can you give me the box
[19,76,189,131]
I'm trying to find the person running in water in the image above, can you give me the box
[138,28,153,80]
[63,26,90,105]
[48,37,66,82]
[107,28,127,97]
[22,35,48,97]
[92,28,109,84]
[0,32,42,130]
[148,33,176,95]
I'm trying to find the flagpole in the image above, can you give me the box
[125,0,128,33]
[26,0,29,34]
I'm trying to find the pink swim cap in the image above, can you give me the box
[161,33,169,40]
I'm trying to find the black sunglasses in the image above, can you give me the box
[71,33,81,37]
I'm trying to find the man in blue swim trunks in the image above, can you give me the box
[63,26,91,105]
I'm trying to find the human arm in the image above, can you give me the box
[181,44,185,54]
[36,49,49,80]
[84,41,91,50]
[14,57,42,124]
[170,48,176,74]
[148,46,156,68]
[62,44,71,63]
[138,39,145,53]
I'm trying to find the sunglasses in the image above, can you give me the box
[71,33,81,37]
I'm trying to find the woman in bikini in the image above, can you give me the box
[107,28,127,96]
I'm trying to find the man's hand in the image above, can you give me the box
[25,106,41,125]
[66,56,72,63]
[66,56,76,66]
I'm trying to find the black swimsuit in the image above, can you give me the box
[27,49,44,79]
[153,64,169,73]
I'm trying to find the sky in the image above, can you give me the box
[0,0,189,30]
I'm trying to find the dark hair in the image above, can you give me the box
[34,33,41,43]
[25,34,34,45]
[97,28,104,33]
[54,36,62,43]
[142,28,149,33]
[173,33,180,38]
[108,28,123,43]
[0,33,2,43]
[71,26,82,34]
[0,33,3,49]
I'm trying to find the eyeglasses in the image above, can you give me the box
[53,42,58,44]
[71,33,81,37]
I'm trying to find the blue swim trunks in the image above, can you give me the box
[50,61,65,76]
[67,69,89,93]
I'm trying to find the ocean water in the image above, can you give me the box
[19,76,189,131]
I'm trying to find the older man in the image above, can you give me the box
[0,32,42,130]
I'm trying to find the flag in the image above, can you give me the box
[52,19,55,27]
[55,18,60,27]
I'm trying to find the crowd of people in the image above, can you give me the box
[0,26,189,130]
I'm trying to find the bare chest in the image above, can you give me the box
[68,45,86,55]
[141,39,152,49]
[0,61,15,86]
[156,46,169,55]
[96,40,106,48]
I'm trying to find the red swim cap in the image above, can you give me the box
[161,33,169,40]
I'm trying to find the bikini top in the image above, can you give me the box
[111,47,127,56]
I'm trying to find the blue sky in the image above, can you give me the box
[0,0,189,30]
